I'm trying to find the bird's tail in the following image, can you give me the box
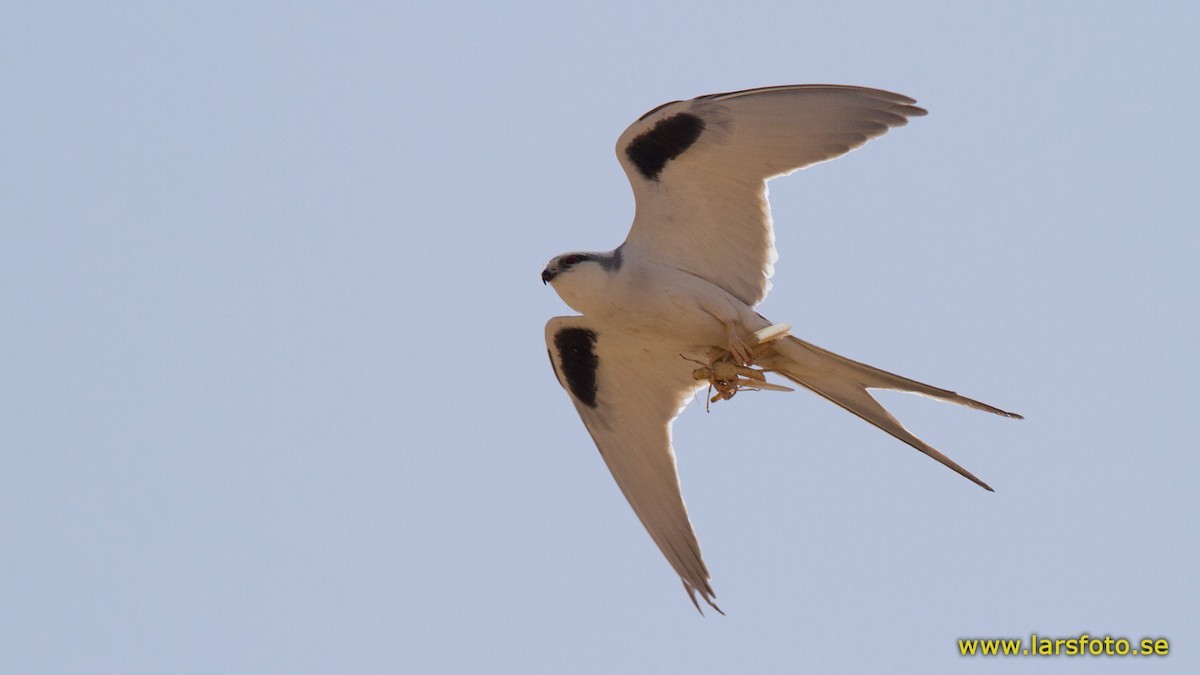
[754,335,1022,491]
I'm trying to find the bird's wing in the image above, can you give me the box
[617,85,927,306]
[545,316,721,614]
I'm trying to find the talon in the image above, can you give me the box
[689,346,794,408]
[725,324,753,365]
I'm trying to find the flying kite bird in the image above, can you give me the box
[541,85,1021,614]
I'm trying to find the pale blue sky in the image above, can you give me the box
[2,1,1197,673]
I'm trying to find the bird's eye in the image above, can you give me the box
[561,254,584,267]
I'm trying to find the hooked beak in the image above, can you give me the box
[541,268,556,285]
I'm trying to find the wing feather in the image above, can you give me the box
[545,316,720,613]
[617,85,927,306]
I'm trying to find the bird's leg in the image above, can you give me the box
[689,346,794,409]
[723,321,792,366]
[689,320,797,408]
[724,323,754,365]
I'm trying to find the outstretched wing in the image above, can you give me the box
[617,85,927,306]
[544,316,720,613]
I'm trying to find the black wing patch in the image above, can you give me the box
[624,112,705,181]
[553,327,600,408]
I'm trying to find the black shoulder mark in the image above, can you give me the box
[553,327,599,408]
[624,112,705,181]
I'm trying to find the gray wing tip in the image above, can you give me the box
[964,467,995,491]
[701,83,928,112]
[958,396,1023,420]
[684,580,724,616]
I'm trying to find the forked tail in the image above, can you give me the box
[755,336,1022,491]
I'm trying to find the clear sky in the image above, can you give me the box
[3,1,1197,673]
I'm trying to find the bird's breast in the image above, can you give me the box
[598,264,736,345]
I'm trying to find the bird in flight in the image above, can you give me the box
[541,85,1020,614]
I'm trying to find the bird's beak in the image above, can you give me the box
[541,269,555,284]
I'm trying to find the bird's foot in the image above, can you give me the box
[724,324,754,365]
[724,322,792,366]
[689,350,794,410]
[687,322,794,410]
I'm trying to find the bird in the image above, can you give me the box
[541,85,1021,615]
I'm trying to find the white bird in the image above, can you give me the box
[542,85,1020,614]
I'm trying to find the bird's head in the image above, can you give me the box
[542,250,621,314]
[541,252,594,285]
